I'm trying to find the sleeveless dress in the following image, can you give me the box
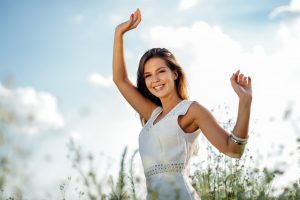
[139,100,201,200]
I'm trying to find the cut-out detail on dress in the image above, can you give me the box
[145,162,186,178]
[152,100,186,126]
[143,100,187,131]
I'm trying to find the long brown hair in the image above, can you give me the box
[137,48,189,124]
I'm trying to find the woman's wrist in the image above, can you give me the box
[115,27,126,37]
[239,93,252,105]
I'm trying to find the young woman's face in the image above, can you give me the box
[143,57,178,99]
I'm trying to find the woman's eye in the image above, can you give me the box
[158,70,165,73]
[144,75,150,79]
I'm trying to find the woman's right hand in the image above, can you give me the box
[115,8,142,35]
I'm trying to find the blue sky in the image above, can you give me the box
[1,0,300,198]
[0,0,292,113]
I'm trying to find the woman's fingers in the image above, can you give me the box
[232,69,239,82]
[133,8,139,21]
[136,8,142,23]
[239,73,244,82]
[239,73,246,85]
[231,69,251,86]
[234,69,240,77]
[230,69,252,98]
[115,8,141,35]
[248,76,252,85]
[133,9,141,26]
[128,8,141,29]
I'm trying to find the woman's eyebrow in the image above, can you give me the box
[144,66,167,74]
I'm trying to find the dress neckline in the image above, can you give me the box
[152,100,186,126]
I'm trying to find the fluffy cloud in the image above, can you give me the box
[269,0,300,19]
[0,84,64,135]
[88,73,113,87]
[145,21,241,67]
[142,21,249,107]
[142,17,300,104]
[88,73,137,87]
[276,17,300,57]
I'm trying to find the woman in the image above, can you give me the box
[113,8,252,200]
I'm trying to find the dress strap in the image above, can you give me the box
[174,100,194,116]
[150,106,162,119]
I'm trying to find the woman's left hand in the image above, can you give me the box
[230,69,252,101]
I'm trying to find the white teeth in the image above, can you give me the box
[154,85,164,90]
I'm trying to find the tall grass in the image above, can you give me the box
[60,140,300,200]
[191,146,285,199]
[1,104,299,199]
[1,139,299,199]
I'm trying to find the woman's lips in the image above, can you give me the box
[153,84,164,91]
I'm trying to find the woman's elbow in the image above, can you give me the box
[113,76,119,84]
[113,76,128,86]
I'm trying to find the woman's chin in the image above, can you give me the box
[149,88,175,99]
[149,90,163,98]
[152,92,168,99]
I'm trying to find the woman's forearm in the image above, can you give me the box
[228,95,252,157]
[233,95,252,138]
[112,31,129,83]
[112,9,141,84]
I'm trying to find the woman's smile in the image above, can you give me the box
[153,84,165,91]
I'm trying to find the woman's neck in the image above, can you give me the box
[159,93,182,114]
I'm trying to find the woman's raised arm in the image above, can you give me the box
[190,70,252,158]
[112,9,156,120]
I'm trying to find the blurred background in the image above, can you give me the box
[0,0,299,199]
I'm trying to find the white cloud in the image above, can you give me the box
[145,22,241,67]
[276,18,300,57]
[0,84,64,135]
[88,72,137,87]
[142,22,243,104]
[178,0,199,11]
[88,73,113,87]
[269,0,300,19]
[142,19,300,107]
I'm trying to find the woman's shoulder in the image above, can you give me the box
[188,100,203,108]
[187,100,210,117]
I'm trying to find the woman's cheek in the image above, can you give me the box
[145,79,151,90]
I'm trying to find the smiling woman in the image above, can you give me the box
[112,8,252,200]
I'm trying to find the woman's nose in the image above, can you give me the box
[151,75,159,83]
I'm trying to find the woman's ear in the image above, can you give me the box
[173,71,178,80]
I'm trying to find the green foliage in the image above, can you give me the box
[191,147,285,200]
[108,147,130,200]
[128,150,139,200]
[1,103,299,199]
[61,142,300,200]
[0,106,31,200]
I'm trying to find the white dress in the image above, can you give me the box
[139,100,201,200]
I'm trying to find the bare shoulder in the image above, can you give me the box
[189,101,210,117]
[177,101,211,132]
[185,101,214,125]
